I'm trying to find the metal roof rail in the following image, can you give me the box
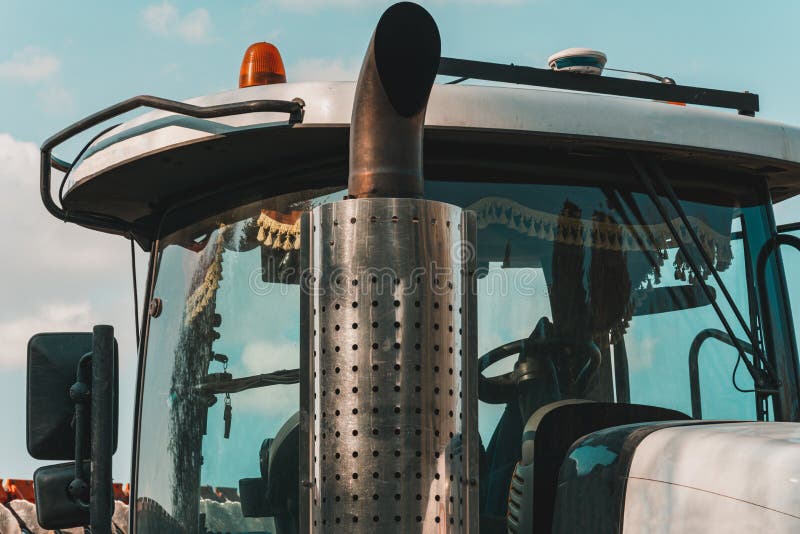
[41,95,305,236]
[438,57,759,116]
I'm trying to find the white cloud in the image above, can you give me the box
[0,48,73,115]
[37,84,76,115]
[255,0,530,13]
[0,133,38,183]
[0,303,94,368]
[142,2,212,43]
[0,133,142,368]
[624,333,657,371]
[256,0,373,12]
[176,8,212,43]
[142,1,178,34]
[290,57,361,82]
[255,0,525,12]
[773,196,800,226]
[0,133,143,480]
[0,47,60,83]
[241,340,298,374]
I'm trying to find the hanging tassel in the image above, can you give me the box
[545,223,555,241]
[498,207,509,225]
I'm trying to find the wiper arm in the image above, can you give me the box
[628,155,779,406]
[197,368,300,395]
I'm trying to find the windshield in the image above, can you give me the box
[134,170,772,532]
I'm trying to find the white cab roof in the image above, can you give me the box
[67,81,800,195]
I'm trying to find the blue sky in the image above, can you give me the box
[2,0,800,482]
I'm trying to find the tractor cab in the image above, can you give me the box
[25,3,800,533]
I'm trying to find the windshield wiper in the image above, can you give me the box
[628,155,779,416]
[197,368,300,395]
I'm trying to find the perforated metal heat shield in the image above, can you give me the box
[299,198,478,532]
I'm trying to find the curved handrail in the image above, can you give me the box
[755,233,800,418]
[689,328,755,419]
[41,95,305,237]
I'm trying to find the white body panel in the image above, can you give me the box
[623,422,800,533]
[67,81,800,192]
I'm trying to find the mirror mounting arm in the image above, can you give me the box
[67,353,92,508]
[90,325,115,534]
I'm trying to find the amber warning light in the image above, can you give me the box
[239,42,287,88]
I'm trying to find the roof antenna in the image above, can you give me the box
[548,48,676,84]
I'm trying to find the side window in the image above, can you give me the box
[624,230,757,420]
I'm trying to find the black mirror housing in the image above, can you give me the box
[33,461,92,529]
[26,332,119,460]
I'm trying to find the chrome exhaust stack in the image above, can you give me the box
[300,3,478,532]
[347,1,440,199]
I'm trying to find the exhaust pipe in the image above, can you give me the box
[348,2,441,199]
[300,4,478,531]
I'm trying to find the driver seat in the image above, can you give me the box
[506,401,689,533]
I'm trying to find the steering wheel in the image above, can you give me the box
[478,336,602,404]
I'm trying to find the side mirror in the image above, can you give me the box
[26,327,118,531]
[26,332,118,460]
[33,461,91,529]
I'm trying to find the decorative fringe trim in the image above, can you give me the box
[468,197,732,276]
[255,211,301,251]
[185,227,225,324]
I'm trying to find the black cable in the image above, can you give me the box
[57,123,120,207]
[3,502,32,533]
[131,238,140,349]
[446,76,469,84]
[731,353,755,393]
[197,369,300,395]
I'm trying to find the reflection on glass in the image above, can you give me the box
[136,190,338,533]
[134,176,770,531]
[424,181,762,517]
